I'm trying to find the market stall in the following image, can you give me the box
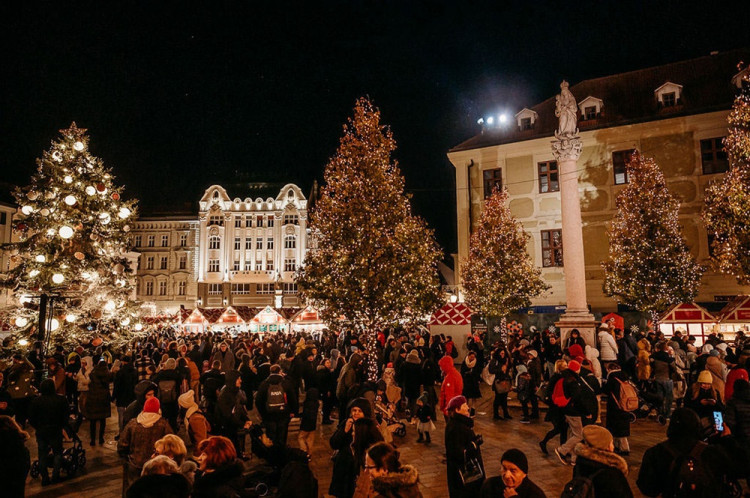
[659,302,718,346]
[429,302,473,362]
[249,305,290,334]
[290,306,326,335]
[716,295,750,343]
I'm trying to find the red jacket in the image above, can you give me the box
[438,356,463,415]
[726,367,749,401]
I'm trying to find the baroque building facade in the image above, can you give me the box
[130,183,309,312]
[448,50,750,313]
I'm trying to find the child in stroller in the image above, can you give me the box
[633,379,667,424]
[375,381,407,440]
[30,430,86,480]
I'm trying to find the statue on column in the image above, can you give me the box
[555,80,578,138]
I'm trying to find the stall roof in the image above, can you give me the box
[718,295,750,323]
[429,303,473,326]
[292,306,323,323]
[601,312,625,331]
[659,302,717,323]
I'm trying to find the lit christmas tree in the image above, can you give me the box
[703,70,750,285]
[297,98,443,378]
[2,123,139,347]
[462,187,549,338]
[602,151,704,325]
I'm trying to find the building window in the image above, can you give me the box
[584,106,597,120]
[208,283,222,295]
[145,281,153,296]
[257,283,275,295]
[245,237,252,250]
[612,149,634,185]
[147,235,155,247]
[233,260,240,271]
[134,235,142,247]
[520,117,532,131]
[257,216,264,228]
[161,235,169,247]
[267,238,274,250]
[158,281,167,296]
[244,260,252,271]
[234,237,241,250]
[284,258,296,272]
[284,235,296,249]
[255,261,263,271]
[179,233,187,247]
[267,217,275,227]
[178,281,186,296]
[701,137,729,174]
[662,92,676,107]
[209,215,223,226]
[541,229,564,267]
[266,260,274,271]
[209,236,221,250]
[538,161,559,193]
[256,237,264,250]
[179,254,187,270]
[284,214,299,225]
[235,217,242,228]
[483,168,502,198]
[283,283,298,295]
[231,283,251,294]
[146,256,154,270]
[245,217,252,228]
[160,256,168,270]
[0,212,6,225]
[208,259,220,272]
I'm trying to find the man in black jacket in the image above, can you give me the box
[121,380,158,428]
[554,360,593,465]
[256,364,298,446]
[28,379,69,485]
[112,355,138,437]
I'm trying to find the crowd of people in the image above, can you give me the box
[0,321,749,497]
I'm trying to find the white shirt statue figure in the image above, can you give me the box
[555,80,578,137]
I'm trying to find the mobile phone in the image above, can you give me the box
[713,411,723,432]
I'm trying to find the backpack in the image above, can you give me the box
[560,470,603,498]
[158,379,177,403]
[552,378,570,408]
[516,372,531,402]
[613,377,639,412]
[663,441,712,497]
[266,383,288,414]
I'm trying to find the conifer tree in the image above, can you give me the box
[297,98,442,377]
[2,123,138,343]
[602,151,703,323]
[462,188,549,334]
[703,71,750,284]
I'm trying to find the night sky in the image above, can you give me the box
[2,1,749,255]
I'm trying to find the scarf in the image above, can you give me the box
[137,411,162,428]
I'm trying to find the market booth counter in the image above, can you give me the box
[717,295,750,343]
[659,302,718,347]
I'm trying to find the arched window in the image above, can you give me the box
[287,189,294,199]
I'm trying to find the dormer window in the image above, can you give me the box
[731,67,749,90]
[577,96,603,121]
[515,108,538,131]
[655,82,683,108]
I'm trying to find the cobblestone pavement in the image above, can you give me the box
[26,385,669,497]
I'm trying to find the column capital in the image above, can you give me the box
[551,134,583,162]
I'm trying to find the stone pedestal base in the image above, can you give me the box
[556,312,597,348]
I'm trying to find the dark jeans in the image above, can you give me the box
[37,433,63,481]
[263,418,290,447]
[493,392,509,417]
[90,418,106,443]
[321,393,335,421]
[542,410,568,445]
[521,396,539,418]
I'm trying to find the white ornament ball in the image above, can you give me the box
[27,191,39,200]
[64,195,77,206]
[52,273,65,284]
[65,313,77,323]
[73,141,85,151]
[118,207,131,219]
[64,175,73,184]
[86,186,96,196]
[21,205,33,215]
[29,269,40,278]
[15,317,29,328]
[49,318,60,331]
[99,212,111,225]
[59,226,74,239]
[52,151,63,162]
[123,224,131,232]
[35,254,46,263]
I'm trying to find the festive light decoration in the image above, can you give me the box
[64,195,77,206]
[15,317,28,327]
[35,254,46,263]
[65,313,77,323]
[52,273,65,284]
[296,98,443,379]
[59,225,74,239]
[21,205,33,215]
[602,151,704,326]
[703,70,750,285]
[462,188,549,321]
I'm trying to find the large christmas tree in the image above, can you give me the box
[703,71,750,285]
[462,188,548,333]
[602,151,704,321]
[297,98,443,375]
[2,123,138,346]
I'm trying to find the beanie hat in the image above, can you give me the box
[143,397,161,414]
[527,349,538,358]
[697,370,713,384]
[178,390,197,409]
[568,360,581,373]
[582,425,613,450]
[446,395,467,413]
[568,344,584,359]
[501,448,528,474]
[347,397,373,419]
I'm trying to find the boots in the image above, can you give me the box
[425,432,431,444]
[416,432,424,443]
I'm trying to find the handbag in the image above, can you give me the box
[481,365,495,386]
[535,381,548,401]
[459,450,484,485]
[493,377,511,394]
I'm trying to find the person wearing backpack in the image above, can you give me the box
[539,359,568,455]
[152,358,181,432]
[515,365,535,423]
[256,364,298,446]
[215,370,252,458]
[178,390,210,456]
[602,363,635,455]
[554,360,589,465]
[564,424,633,498]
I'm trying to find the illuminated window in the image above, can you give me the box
[208,259,220,272]
[541,229,563,267]
[538,161,559,193]
[612,149,635,185]
[208,283,222,294]
[209,236,220,250]
[483,168,502,198]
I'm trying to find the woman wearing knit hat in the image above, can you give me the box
[479,448,546,498]
[685,370,725,421]
[445,395,485,497]
[178,390,210,456]
[569,424,633,498]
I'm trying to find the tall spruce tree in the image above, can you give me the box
[462,188,548,333]
[602,151,703,323]
[2,123,138,344]
[703,71,750,284]
[297,98,442,377]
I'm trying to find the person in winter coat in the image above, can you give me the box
[192,436,247,498]
[210,342,235,373]
[215,370,252,457]
[706,353,727,403]
[28,379,68,485]
[329,398,378,498]
[316,359,336,425]
[602,363,633,455]
[152,358,182,432]
[652,341,677,420]
[636,338,652,381]
[686,370,725,420]
[122,380,158,428]
[125,455,191,498]
[298,387,319,455]
[460,351,482,414]
[553,361,590,465]
[113,355,138,435]
[0,415,31,497]
[5,354,37,427]
[439,356,463,420]
[415,392,435,444]
[86,359,112,446]
[337,352,363,416]
[572,425,633,498]
[365,442,423,498]
[397,349,423,420]
[597,325,619,369]
[445,395,484,498]
[256,364,298,447]
[725,378,750,480]
[539,359,568,455]
[725,365,749,402]
[118,397,174,494]
[178,390,210,456]
[480,448,546,498]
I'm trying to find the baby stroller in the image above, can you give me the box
[630,380,666,424]
[375,400,407,438]
[30,435,87,480]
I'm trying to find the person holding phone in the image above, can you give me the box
[686,370,725,421]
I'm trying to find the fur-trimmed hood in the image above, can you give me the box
[372,465,421,496]
[574,443,628,475]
